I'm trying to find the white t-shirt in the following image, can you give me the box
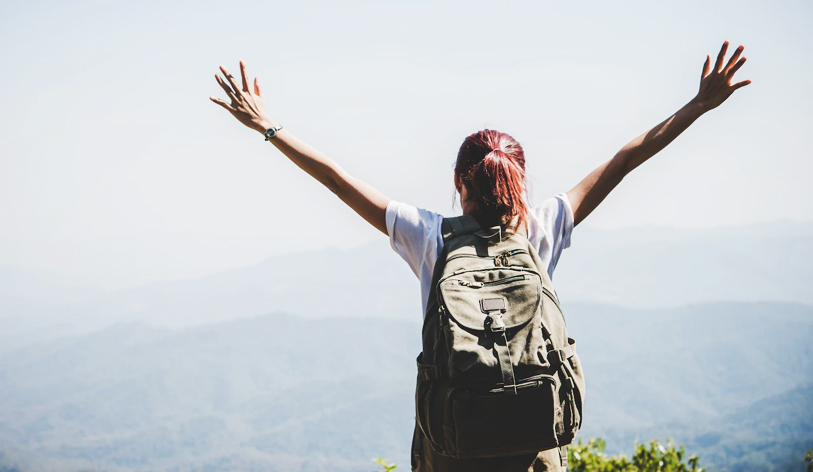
[385,194,574,317]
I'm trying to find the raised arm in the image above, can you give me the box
[210,61,390,235]
[566,41,751,226]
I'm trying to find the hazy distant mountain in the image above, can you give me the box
[0,302,810,472]
[0,316,420,472]
[555,220,813,308]
[631,382,813,472]
[1,221,811,352]
[564,301,813,472]
[0,245,421,351]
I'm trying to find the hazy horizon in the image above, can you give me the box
[2,220,810,348]
[0,218,811,294]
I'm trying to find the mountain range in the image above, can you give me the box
[0,221,811,471]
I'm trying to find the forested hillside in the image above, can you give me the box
[0,302,810,471]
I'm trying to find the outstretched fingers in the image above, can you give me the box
[723,45,744,75]
[701,55,711,79]
[215,74,238,102]
[732,79,752,91]
[209,96,236,112]
[239,61,250,93]
[254,76,262,97]
[219,66,243,101]
[714,41,729,73]
[210,61,273,132]
[727,56,747,80]
[695,41,751,110]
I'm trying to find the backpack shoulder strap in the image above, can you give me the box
[441,215,481,243]
[423,215,481,322]
[442,215,530,243]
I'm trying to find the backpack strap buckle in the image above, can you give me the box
[547,349,566,368]
[546,338,578,368]
[419,366,441,381]
[547,340,579,391]
[485,313,506,333]
[483,309,516,395]
[417,356,442,381]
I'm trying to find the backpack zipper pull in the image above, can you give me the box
[458,280,483,288]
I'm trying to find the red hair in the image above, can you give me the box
[455,129,528,232]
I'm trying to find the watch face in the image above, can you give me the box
[265,128,276,139]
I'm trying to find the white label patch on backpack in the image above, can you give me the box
[480,298,506,313]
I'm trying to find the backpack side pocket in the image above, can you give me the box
[415,354,446,455]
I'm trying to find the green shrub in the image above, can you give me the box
[374,437,704,472]
[568,438,702,472]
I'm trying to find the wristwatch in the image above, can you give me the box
[264,125,283,141]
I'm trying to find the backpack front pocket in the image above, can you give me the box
[439,269,546,379]
[443,375,561,459]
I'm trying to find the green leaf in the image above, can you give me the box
[372,458,397,472]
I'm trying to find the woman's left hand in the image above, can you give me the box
[692,41,751,112]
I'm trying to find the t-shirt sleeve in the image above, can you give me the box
[526,193,575,278]
[385,200,445,279]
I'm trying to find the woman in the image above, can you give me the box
[210,41,749,472]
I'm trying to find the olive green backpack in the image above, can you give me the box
[415,215,585,459]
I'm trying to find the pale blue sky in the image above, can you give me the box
[0,0,811,288]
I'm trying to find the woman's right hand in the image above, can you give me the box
[210,61,276,134]
[208,61,391,234]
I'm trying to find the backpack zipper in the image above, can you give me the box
[446,249,529,265]
[455,277,562,312]
[457,274,527,288]
[542,286,562,313]
[436,267,543,318]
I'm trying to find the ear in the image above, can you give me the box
[454,173,462,193]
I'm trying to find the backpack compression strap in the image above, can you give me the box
[491,319,518,395]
